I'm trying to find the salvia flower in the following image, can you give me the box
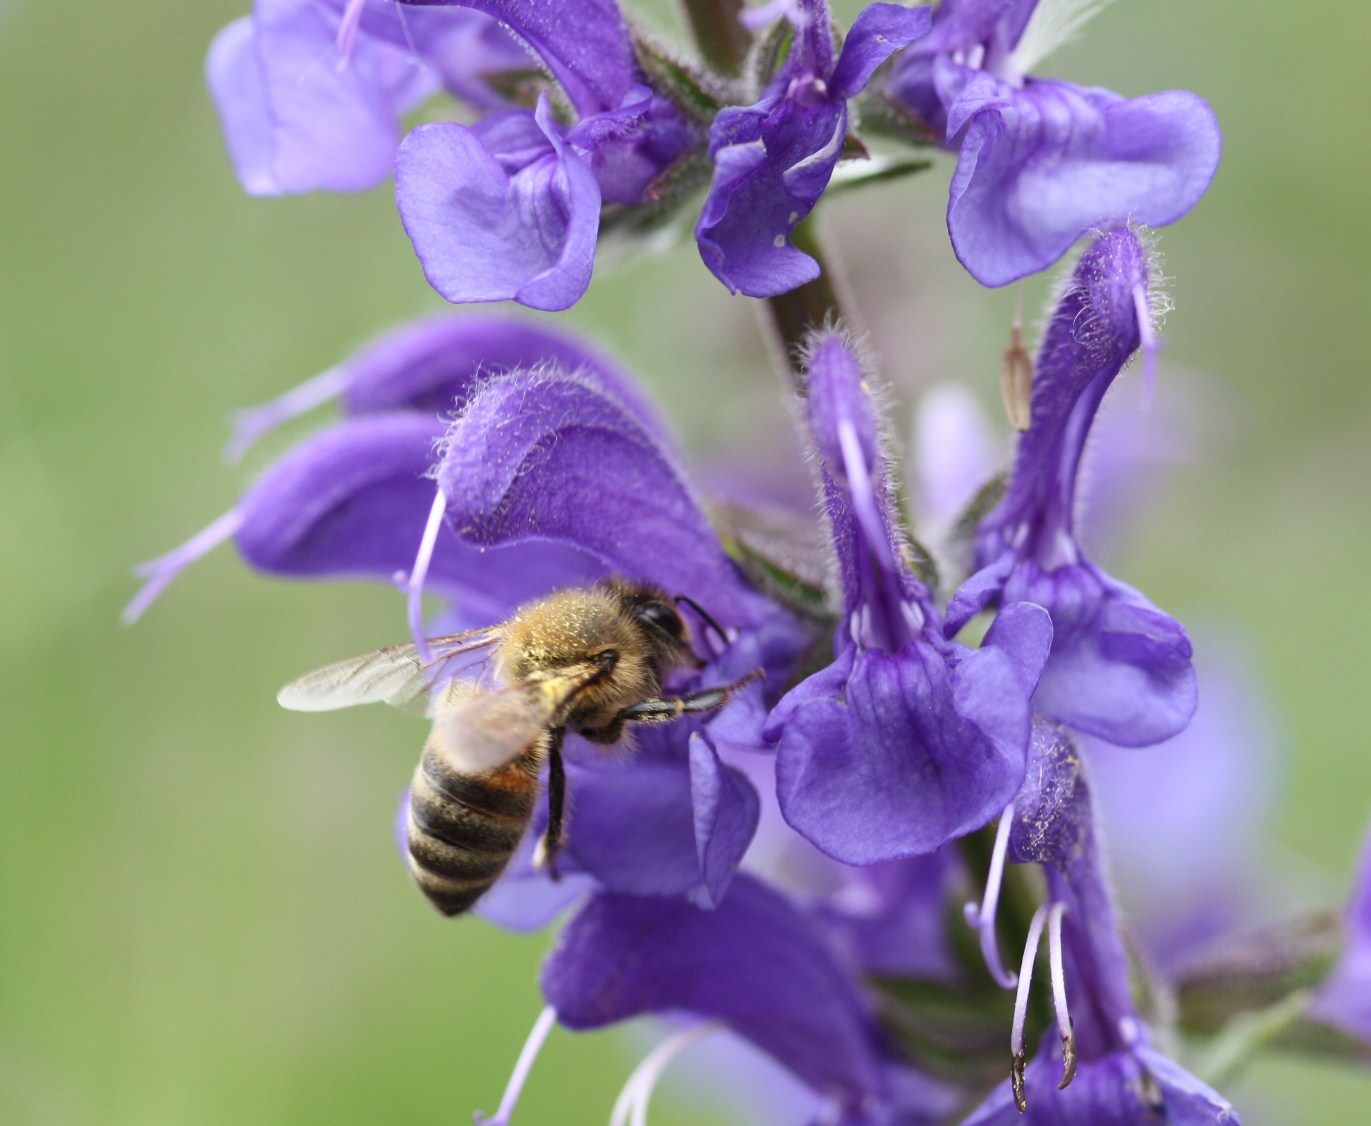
[126,313,807,917]
[964,721,1239,1123]
[947,226,1197,746]
[391,0,696,309]
[544,874,956,1124]
[764,330,1052,864]
[885,0,1222,286]
[207,0,524,195]
[696,0,931,296]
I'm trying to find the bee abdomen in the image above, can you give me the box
[406,749,537,916]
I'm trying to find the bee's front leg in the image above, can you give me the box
[533,727,567,881]
[616,668,765,725]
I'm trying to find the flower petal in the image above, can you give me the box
[774,642,1029,862]
[434,369,754,623]
[543,874,888,1103]
[828,3,932,100]
[207,0,435,196]
[395,99,600,310]
[233,413,603,615]
[947,77,1221,286]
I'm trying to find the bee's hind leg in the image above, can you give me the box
[616,668,765,726]
[533,727,567,881]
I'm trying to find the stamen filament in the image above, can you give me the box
[335,0,367,65]
[963,804,1018,989]
[407,489,447,663]
[225,364,351,463]
[1010,903,1051,1113]
[1047,903,1076,1089]
[610,1022,721,1126]
[474,1006,558,1126]
[122,509,244,624]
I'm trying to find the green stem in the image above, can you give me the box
[678,0,750,77]
[760,218,852,393]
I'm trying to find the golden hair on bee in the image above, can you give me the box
[277,577,761,916]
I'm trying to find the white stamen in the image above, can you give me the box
[224,363,351,463]
[1011,904,1050,1060]
[1011,0,1118,76]
[609,1022,721,1126]
[963,804,1018,989]
[407,489,448,663]
[474,1006,558,1126]
[122,508,244,624]
[335,0,367,66]
[1047,902,1077,1089]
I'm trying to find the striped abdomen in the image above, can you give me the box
[406,737,539,916]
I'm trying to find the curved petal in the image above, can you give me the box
[207,0,435,196]
[234,413,603,614]
[397,0,637,115]
[395,99,600,310]
[947,77,1221,285]
[229,313,668,458]
[562,727,758,905]
[696,99,841,296]
[829,3,933,100]
[434,369,754,624]
[1011,564,1197,745]
[962,1043,1238,1125]
[543,875,889,1104]
[774,641,1029,862]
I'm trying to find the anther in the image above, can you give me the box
[407,489,448,663]
[474,1006,558,1126]
[964,805,1019,988]
[610,1022,721,1126]
[1000,285,1032,431]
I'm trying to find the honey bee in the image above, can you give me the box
[278,578,762,917]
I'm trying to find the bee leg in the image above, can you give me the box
[535,727,568,882]
[616,668,765,725]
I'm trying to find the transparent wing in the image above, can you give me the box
[277,628,502,714]
[432,659,610,773]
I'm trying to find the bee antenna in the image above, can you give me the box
[674,594,729,650]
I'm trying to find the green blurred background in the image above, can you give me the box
[3,0,1369,1122]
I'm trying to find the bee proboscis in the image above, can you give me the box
[278,578,762,916]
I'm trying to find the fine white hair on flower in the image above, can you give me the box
[1011,0,1119,76]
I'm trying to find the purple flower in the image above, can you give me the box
[765,331,1052,864]
[126,313,808,917]
[393,0,695,309]
[207,0,523,195]
[963,721,1239,1123]
[948,227,1196,746]
[696,0,931,296]
[1310,821,1371,1045]
[885,0,1222,285]
[543,874,955,1123]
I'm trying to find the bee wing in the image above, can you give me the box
[433,659,609,773]
[277,628,502,714]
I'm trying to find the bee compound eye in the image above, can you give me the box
[637,601,684,639]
